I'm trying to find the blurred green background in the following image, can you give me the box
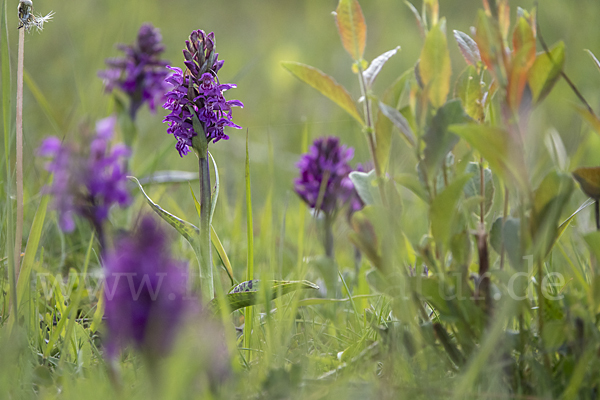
[5,0,600,276]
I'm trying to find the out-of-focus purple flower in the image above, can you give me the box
[103,216,190,360]
[295,137,362,214]
[99,23,170,119]
[37,116,131,233]
[163,30,243,157]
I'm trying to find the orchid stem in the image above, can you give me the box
[199,150,214,300]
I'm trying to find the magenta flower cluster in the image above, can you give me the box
[98,23,170,118]
[37,116,131,232]
[294,137,366,215]
[103,216,189,359]
[163,30,243,157]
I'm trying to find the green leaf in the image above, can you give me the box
[573,167,600,199]
[463,162,494,217]
[282,62,363,124]
[528,41,565,104]
[449,124,528,191]
[208,280,319,314]
[335,0,367,61]
[132,176,235,284]
[130,176,200,246]
[556,198,595,240]
[395,173,429,202]
[138,170,198,185]
[378,102,416,147]
[8,195,49,332]
[474,10,504,81]
[531,170,574,257]
[364,47,400,89]
[349,170,380,206]
[419,21,452,108]
[423,100,470,175]
[374,68,413,173]
[430,173,473,245]
[453,30,480,66]
[585,49,600,73]
[528,41,565,103]
[489,216,521,269]
[455,65,484,122]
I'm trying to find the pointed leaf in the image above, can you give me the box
[455,65,484,122]
[405,1,424,38]
[423,100,470,175]
[528,41,565,104]
[378,102,416,147]
[130,176,200,245]
[556,198,595,241]
[419,22,451,108]
[430,173,473,245]
[335,0,367,61]
[208,280,319,314]
[490,217,521,269]
[282,62,363,124]
[475,10,504,81]
[449,124,528,190]
[349,170,380,206]
[364,46,400,89]
[573,167,600,199]
[585,49,600,73]
[453,30,481,66]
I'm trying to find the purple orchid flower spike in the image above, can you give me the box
[37,116,131,244]
[162,29,243,157]
[99,23,171,120]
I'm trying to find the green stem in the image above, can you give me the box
[356,62,387,206]
[198,151,213,300]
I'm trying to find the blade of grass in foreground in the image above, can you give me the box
[244,130,254,359]
[1,0,16,322]
[8,195,48,333]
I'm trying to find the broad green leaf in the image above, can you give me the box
[419,21,451,108]
[572,167,600,199]
[364,47,400,89]
[282,62,363,124]
[449,124,528,190]
[335,0,367,61]
[453,30,480,66]
[577,106,600,136]
[430,173,473,245]
[528,41,565,104]
[531,170,574,257]
[208,280,319,314]
[211,225,235,286]
[455,65,484,122]
[395,173,429,202]
[378,102,416,147]
[349,170,380,206]
[490,216,521,269]
[8,195,49,332]
[138,170,198,185]
[463,162,494,217]
[423,100,470,175]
